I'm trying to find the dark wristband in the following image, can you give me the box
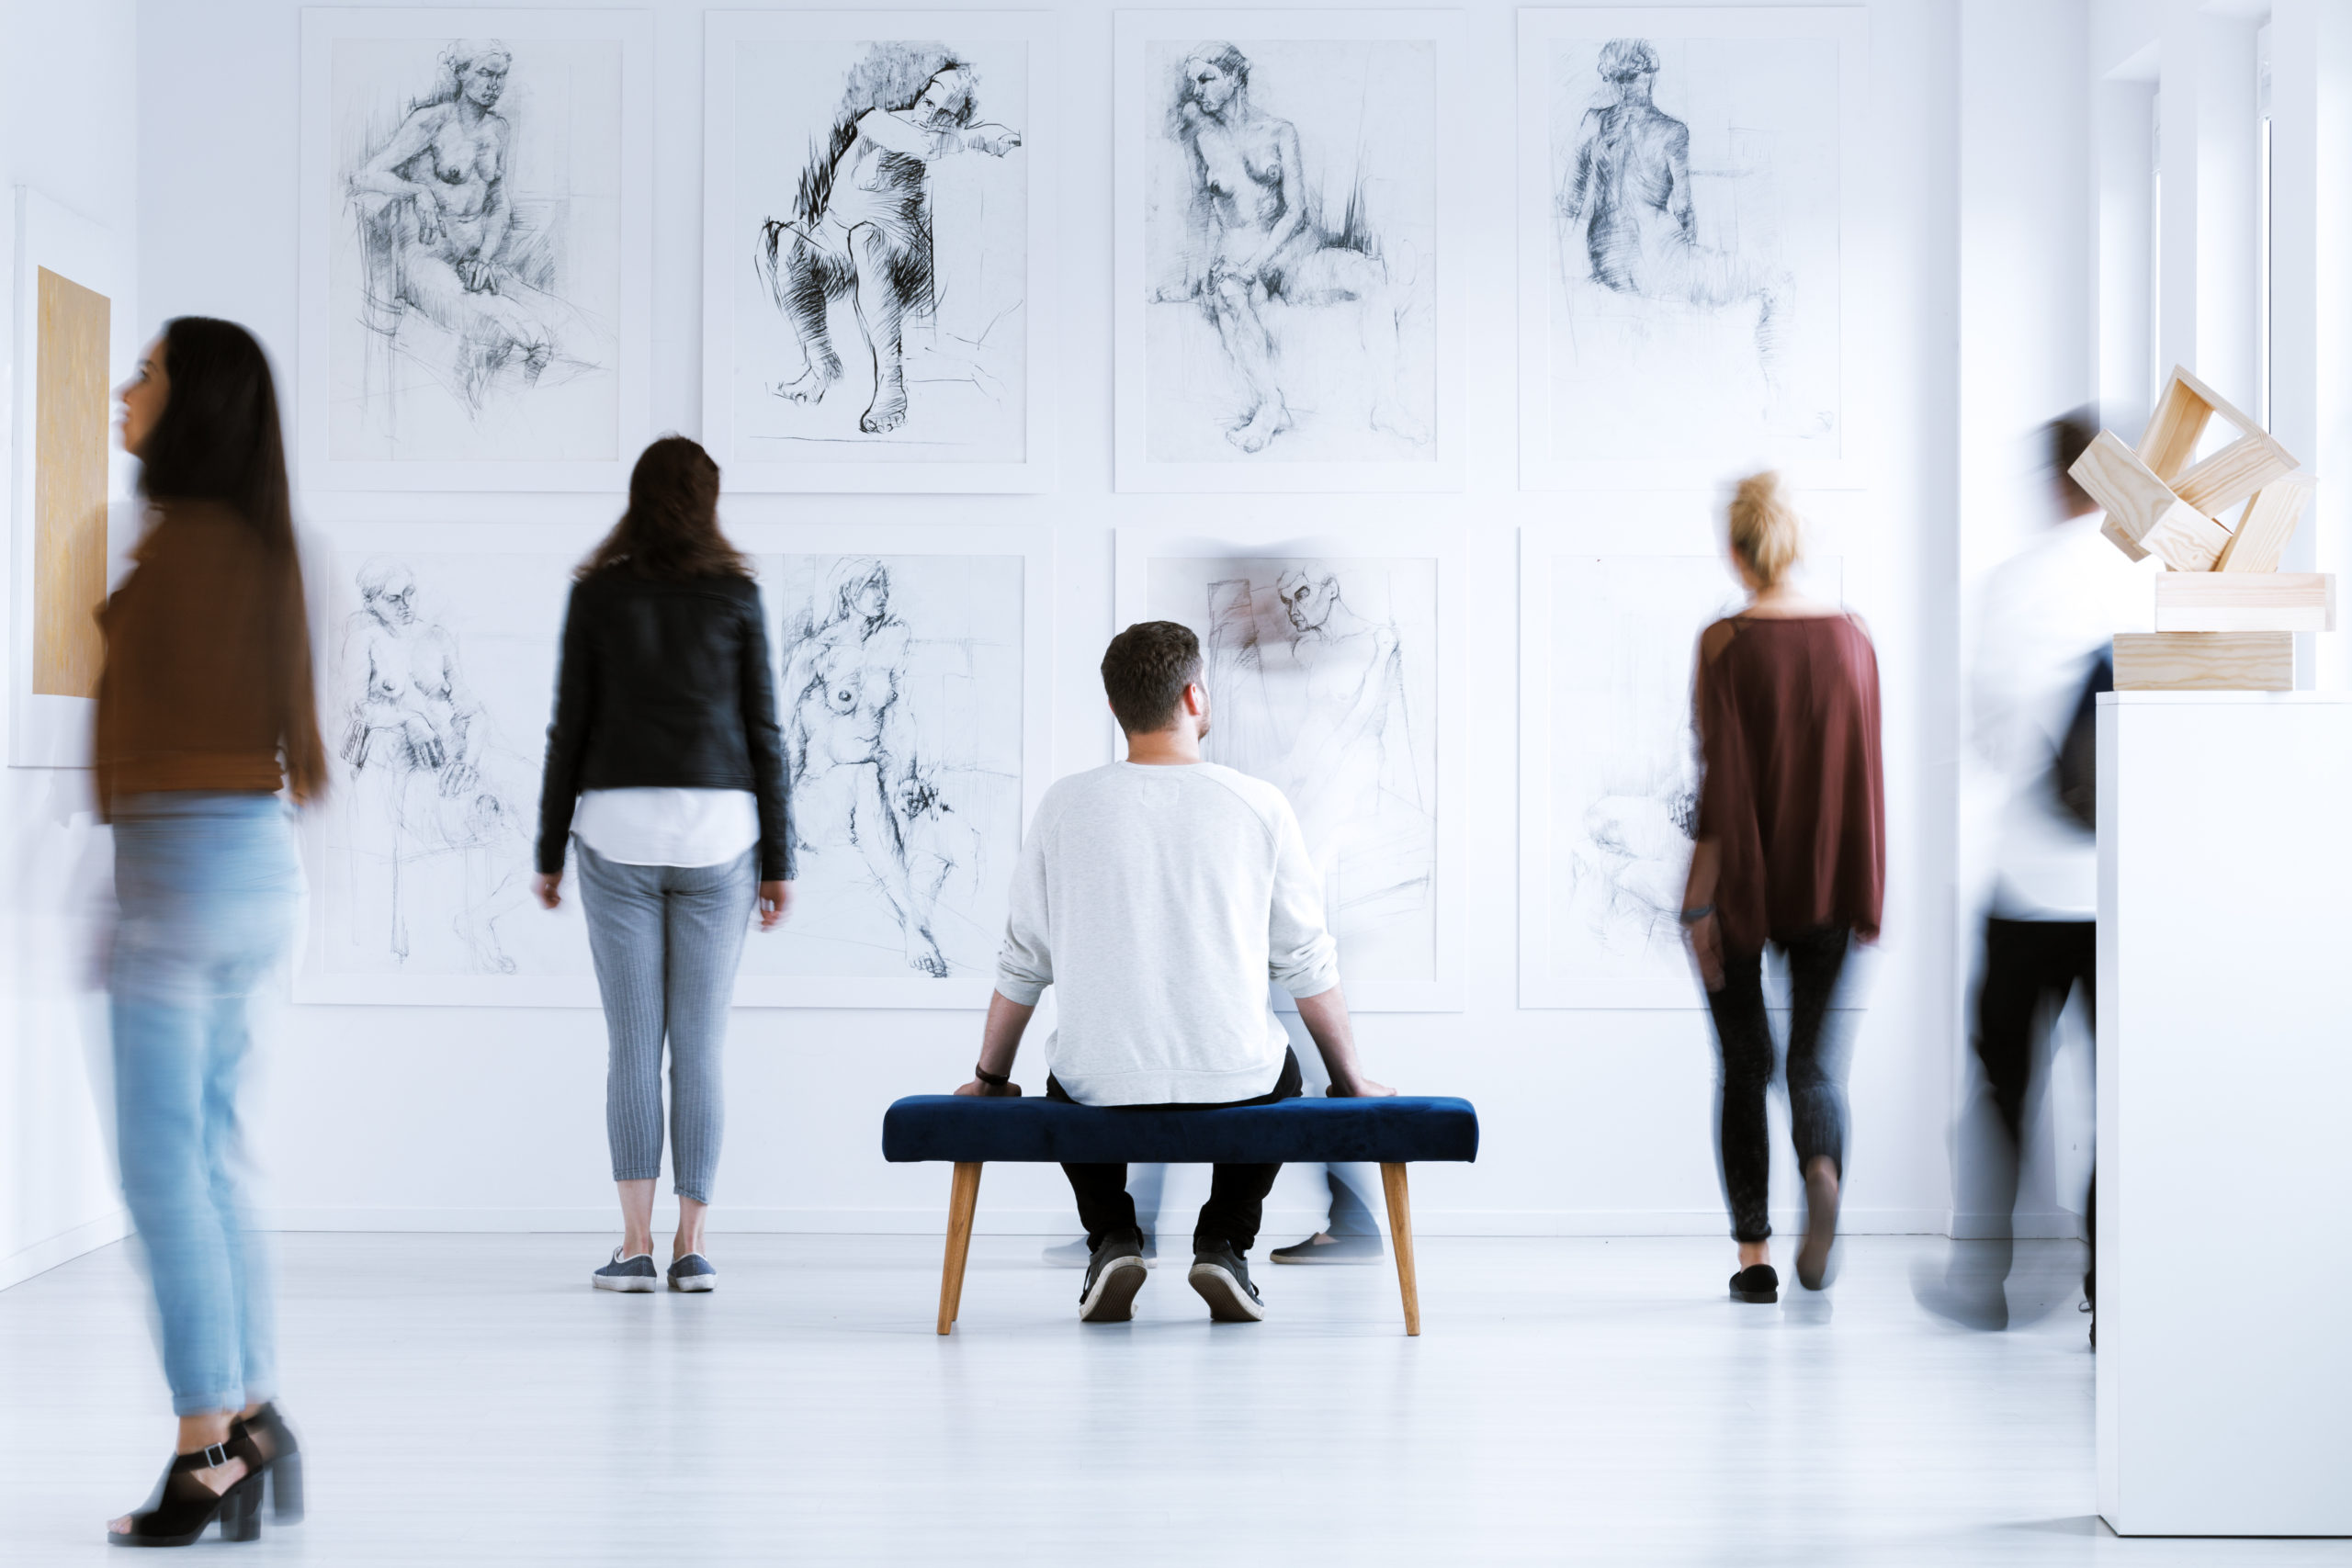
[1679,903,1715,926]
[973,1063,1011,1087]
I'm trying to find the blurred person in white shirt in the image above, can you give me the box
[1924,410,2147,1335]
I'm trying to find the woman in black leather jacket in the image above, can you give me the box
[532,436,793,1294]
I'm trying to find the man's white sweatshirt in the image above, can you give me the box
[993,761,1340,1106]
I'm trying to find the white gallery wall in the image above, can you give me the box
[0,0,2129,1251]
[0,0,141,1287]
[120,0,1970,1240]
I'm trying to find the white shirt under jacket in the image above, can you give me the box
[573,787,761,869]
[994,761,1340,1107]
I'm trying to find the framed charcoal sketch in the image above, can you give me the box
[1516,8,1866,491]
[1115,527,1464,1010]
[703,12,1056,492]
[298,525,1052,1010]
[739,527,1052,1006]
[300,537,590,1006]
[1114,11,1464,492]
[8,188,135,769]
[1518,530,1840,1008]
[298,9,654,491]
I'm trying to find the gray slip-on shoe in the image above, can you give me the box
[1079,1230,1149,1323]
[1270,1231,1384,1266]
[668,1253,718,1292]
[1187,1243,1266,1322]
[593,1247,660,1292]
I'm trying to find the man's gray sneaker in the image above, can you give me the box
[668,1253,718,1292]
[1079,1229,1148,1322]
[593,1247,660,1292]
[1270,1231,1384,1266]
[1186,1242,1266,1322]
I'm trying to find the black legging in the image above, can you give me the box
[1704,927,1853,1244]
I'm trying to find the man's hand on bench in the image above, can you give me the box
[1327,1073,1396,1099]
[1294,987,1396,1100]
[954,992,1035,1097]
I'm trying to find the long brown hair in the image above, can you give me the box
[579,436,752,582]
[139,317,327,803]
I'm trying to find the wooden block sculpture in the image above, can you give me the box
[2075,432,2233,570]
[2073,367,2331,690]
[2112,633,2294,693]
[2135,366,2297,519]
[2152,573,2335,633]
[2214,476,2314,574]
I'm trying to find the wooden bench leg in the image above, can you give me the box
[937,1161,982,1336]
[1381,1162,1420,1337]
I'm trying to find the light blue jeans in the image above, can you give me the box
[109,792,298,1416]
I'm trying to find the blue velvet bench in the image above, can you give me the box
[881,1096,1481,1336]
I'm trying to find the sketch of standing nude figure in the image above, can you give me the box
[1160,44,1428,455]
[756,51,1023,437]
[779,558,955,977]
[338,560,529,973]
[1559,39,1787,376]
[1204,567,1431,933]
[346,40,573,411]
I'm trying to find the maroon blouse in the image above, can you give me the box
[1693,614,1885,954]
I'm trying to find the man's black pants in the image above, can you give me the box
[1973,916,2097,1292]
[1047,1049,1304,1256]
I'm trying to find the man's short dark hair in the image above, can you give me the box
[1102,621,1203,734]
[2050,407,2100,510]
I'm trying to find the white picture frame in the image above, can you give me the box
[1516,7,1868,491]
[8,187,136,770]
[701,10,1057,493]
[295,522,1053,1009]
[1115,524,1464,1011]
[1114,10,1466,493]
[1518,518,1841,1007]
[298,7,655,492]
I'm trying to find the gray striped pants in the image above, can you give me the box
[576,841,758,1205]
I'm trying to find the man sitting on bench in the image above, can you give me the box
[956,621,1393,1324]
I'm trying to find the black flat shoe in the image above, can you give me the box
[107,1444,259,1548]
[229,1402,303,1525]
[1729,1263,1779,1303]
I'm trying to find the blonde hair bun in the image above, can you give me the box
[1727,469,1803,590]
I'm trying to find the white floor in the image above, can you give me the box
[2,1233,2344,1565]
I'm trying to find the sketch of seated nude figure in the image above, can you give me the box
[1577,779,1700,959]
[780,558,962,978]
[338,561,529,973]
[1559,39,1789,378]
[1204,568,1432,936]
[756,53,1023,436]
[1159,44,1428,455]
[347,41,571,412]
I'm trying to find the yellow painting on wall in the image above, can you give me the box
[34,265,110,700]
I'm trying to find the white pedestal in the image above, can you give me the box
[2097,692,2352,1536]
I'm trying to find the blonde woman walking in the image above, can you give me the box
[1680,472,1884,1304]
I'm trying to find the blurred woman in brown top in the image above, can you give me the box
[1679,470,1883,1306]
[97,319,322,1546]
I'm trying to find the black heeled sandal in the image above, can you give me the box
[107,1443,260,1548]
[229,1403,303,1524]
